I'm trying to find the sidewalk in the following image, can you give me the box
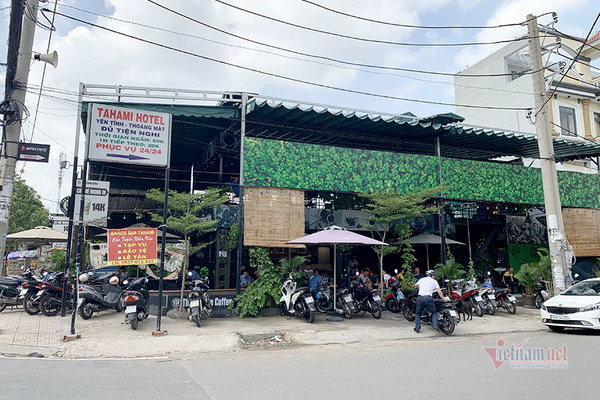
[0,307,543,359]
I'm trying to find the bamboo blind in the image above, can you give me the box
[243,187,306,248]
[563,208,600,257]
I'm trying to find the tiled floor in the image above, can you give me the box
[0,308,61,348]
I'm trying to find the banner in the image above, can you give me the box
[108,228,157,266]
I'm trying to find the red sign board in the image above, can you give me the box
[107,228,157,266]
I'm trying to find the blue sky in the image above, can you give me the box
[1,0,598,210]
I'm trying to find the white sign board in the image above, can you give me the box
[52,215,69,234]
[88,104,171,167]
[75,179,110,227]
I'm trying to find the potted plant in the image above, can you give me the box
[514,262,539,308]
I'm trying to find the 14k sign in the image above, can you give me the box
[88,104,171,167]
[108,228,157,266]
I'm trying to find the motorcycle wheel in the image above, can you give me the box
[439,317,455,335]
[303,304,315,323]
[130,315,138,330]
[402,303,415,322]
[115,303,123,313]
[485,301,496,315]
[385,298,398,313]
[280,302,292,316]
[534,294,543,309]
[79,301,94,320]
[342,302,353,319]
[472,299,484,317]
[194,313,201,327]
[369,300,382,319]
[0,302,6,313]
[40,294,61,317]
[23,293,40,315]
[506,302,517,314]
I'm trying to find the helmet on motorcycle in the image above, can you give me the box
[426,270,436,277]
[109,276,119,285]
[79,273,89,283]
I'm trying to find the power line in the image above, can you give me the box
[211,0,545,47]
[48,11,532,111]
[139,1,525,79]
[299,0,553,30]
[536,12,600,117]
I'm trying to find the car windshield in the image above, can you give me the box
[563,281,600,296]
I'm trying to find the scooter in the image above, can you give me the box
[313,275,355,319]
[349,278,382,319]
[450,278,485,317]
[533,279,550,309]
[280,272,316,323]
[187,274,212,327]
[77,272,124,319]
[495,287,517,314]
[122,277,150,330]
[404,289,459,335]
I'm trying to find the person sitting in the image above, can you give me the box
[413,267,425,280]
[240,270,252,288]
[358,269,372,290]
[188,267,201,281]
[309,269,322,293]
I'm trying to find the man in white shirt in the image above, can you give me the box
[414,270,448,333]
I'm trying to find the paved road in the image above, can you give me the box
[1,330,598,400]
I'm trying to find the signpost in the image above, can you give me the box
[107,228,157,266]
[74,179,109,227]
[17,142,50,163]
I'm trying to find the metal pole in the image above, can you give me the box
[436,137,447,264]
[235,93,246,295]
[70,103,93,334]
[155,168,169,332]
[61,83,84,317]
[527,14,568,294]
[0,0,39,274]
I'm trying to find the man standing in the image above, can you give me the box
[503,267,515,293]
[414,270,448,333]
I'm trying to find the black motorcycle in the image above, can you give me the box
[38,272,74,317]
[122,277,150,330]
[403,289,459,335]
[78,272,124,319]
[313,275,355,319]
[349,279,382,319]
[187,275,212,327]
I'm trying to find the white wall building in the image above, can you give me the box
[454,28,600,173]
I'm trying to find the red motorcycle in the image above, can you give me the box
[450,279,484,317]
[384,278,411,314]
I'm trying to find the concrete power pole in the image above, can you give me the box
[526,14,569,295]
[0,0,40,275]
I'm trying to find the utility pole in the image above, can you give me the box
[0,0,40,275]
[527,14,569,295]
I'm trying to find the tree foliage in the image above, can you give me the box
[8,176,49,234]
[145,187,228,310]
[359,187,444,290]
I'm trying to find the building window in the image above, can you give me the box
[559,106,577,136]
[505,48,531,82]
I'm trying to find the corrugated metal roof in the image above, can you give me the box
[245,98,600,161]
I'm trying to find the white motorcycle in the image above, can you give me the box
[279,273,316,323]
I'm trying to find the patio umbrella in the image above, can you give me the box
[407,233,465,268]
[287,225,387,311]
[6,226,67,243]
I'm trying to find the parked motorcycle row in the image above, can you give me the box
[384,275,520,335]
[0,268,153,331]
